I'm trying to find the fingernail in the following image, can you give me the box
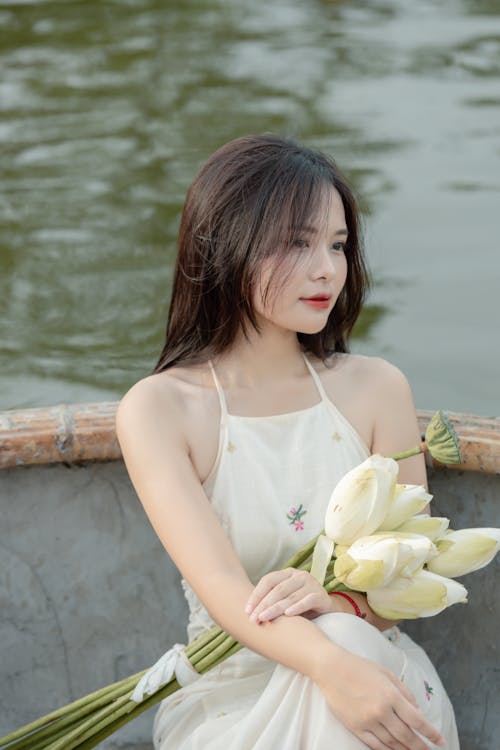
[249,613,258,623]
[244,604,252,613]
[259,610,270,621]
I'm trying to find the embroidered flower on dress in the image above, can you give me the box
[332,431,342,442]
[424,680,434,701]
[227,441,236,452]
[287,504,307,531]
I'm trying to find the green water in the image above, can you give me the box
[1,0,499,415]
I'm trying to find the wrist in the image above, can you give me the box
[308,639,343,686]
[327,591,352,615]
[329,591,367,619]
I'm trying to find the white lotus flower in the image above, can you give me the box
[325,455,398,545]
[426,528,500,578]
[395,515,450,541]
[334,532,437,591]
[378,484,433,531]
[367,569,468,619]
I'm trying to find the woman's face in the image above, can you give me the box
[253,187,348,336]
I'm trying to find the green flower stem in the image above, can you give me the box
[76,635,240,750]
[72,699,162,750]
[282,535,319,568]
[195,634,237,673]
[45,691,136,750]
[190,630,229,666]
[323,573,335,588]
[53,639,244,750]
[68,678,182,750]
[73,640,247,750]
[325,579,352,593]
[388,446,423,462]
[221,642,243,660]
[22,717,86,750]
[3,685,128,750]
[0,671,146,749]
[184,625,221,658]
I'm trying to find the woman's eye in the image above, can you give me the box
[291,238,309,249]
[331,242,346,252]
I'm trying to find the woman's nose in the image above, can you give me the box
[309,245,337,280]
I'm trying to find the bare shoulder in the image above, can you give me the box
[324,352,411,393]
[118,363,214,424]
[348,355,416,417]
[311,352,413,415]
[116,363,220,483]
[116,371,185,437]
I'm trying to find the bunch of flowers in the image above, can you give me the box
[1,411,498,750]
[310,453,500,619]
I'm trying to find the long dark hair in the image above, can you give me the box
[152,134,369,374]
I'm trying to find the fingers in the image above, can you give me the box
[394,694,445,748]
[244,569,297,619]
[257,591,323,622]
[385,671,419,709]
[284,592,321,616]
[253,594,303,622]
[376,715,432,750]
[324,651,445,750]
[358,730,401,750]
[251,577,307,622]
[383,673,445,748]
[245,568,326,623]
[357,704,444,750]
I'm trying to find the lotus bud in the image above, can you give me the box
[367,569,468,619]
[324,455,398,545]
[334,532,437,591]
[426,528,500,578]
[425,410,462,465]
[378,484,433,531]
[395,515,450,541]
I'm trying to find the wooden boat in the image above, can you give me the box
[1,403,499,749]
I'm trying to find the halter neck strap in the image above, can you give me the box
[302,352,329,404]
[208,360,228,418]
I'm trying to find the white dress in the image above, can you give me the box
[152,354,460,749]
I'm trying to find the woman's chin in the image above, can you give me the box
[295,323,328,336]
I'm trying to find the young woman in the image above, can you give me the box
[116,135,460,749]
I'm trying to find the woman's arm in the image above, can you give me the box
[116,375,444,750]
[354,358,430,629]
[369,358,428,494]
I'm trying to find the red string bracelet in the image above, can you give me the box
[329,591,367,619]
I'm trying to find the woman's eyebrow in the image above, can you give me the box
[293,225,348,237]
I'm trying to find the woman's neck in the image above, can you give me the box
[214,323,308,389]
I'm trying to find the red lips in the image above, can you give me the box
[300,294,331,301]
[300,295,331,309]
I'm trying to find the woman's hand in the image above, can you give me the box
[316,648,445,750]
[245,568,339,622]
